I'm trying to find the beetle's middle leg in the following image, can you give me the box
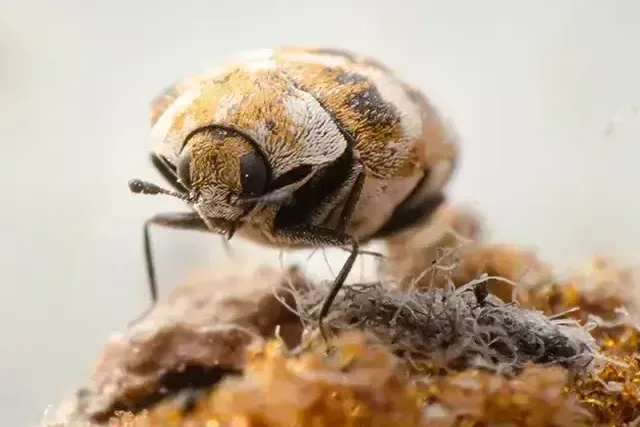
[273,166,366,344]
[269,225,359,344]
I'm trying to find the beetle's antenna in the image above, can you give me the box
[129,179,191,202]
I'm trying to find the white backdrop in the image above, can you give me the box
[1,1,639,425]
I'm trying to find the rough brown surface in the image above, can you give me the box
[96,333,597,427]
[40,206,640,427]
[104,253,637,427]
[42,265,307,425]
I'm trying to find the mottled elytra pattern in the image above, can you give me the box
[150,46,456,182]
[149,69,229,128]
[274,46,457,179]
[278,61,411,179]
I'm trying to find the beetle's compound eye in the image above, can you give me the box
[239,149,268,197]
[177,146,192,189]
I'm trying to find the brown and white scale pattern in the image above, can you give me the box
[149,45,459,242]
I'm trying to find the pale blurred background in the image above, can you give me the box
[1,0,640,425]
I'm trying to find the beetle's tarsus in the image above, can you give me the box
[127,303,156,327]
[316,237,360,347]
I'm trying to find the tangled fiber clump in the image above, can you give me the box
[288,277,598,373]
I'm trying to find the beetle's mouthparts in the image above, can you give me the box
[226,223,237,241]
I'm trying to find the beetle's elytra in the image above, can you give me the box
[129,45,460,339]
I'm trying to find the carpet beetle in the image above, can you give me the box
[129,45,460,338]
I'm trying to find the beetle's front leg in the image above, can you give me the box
[271,225,359,344]
[130,210,228,327]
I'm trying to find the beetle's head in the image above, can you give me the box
[179,126,277,218]
[130,126,305,238]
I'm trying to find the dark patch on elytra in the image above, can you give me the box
[265,120,277,132]
[278,67,360,150]
[370,174,446,240]
[213,71,233,86]
[335,69,368,85]
[347,84,401,129]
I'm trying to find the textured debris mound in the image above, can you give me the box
[292,280,597,373]
[103,333,640,427]
[570,352,640,424]
[104,332,595,427]
[209,332,427,427]
[40,230,640,426]
[518,257,640,356]
[417,363,592,427]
